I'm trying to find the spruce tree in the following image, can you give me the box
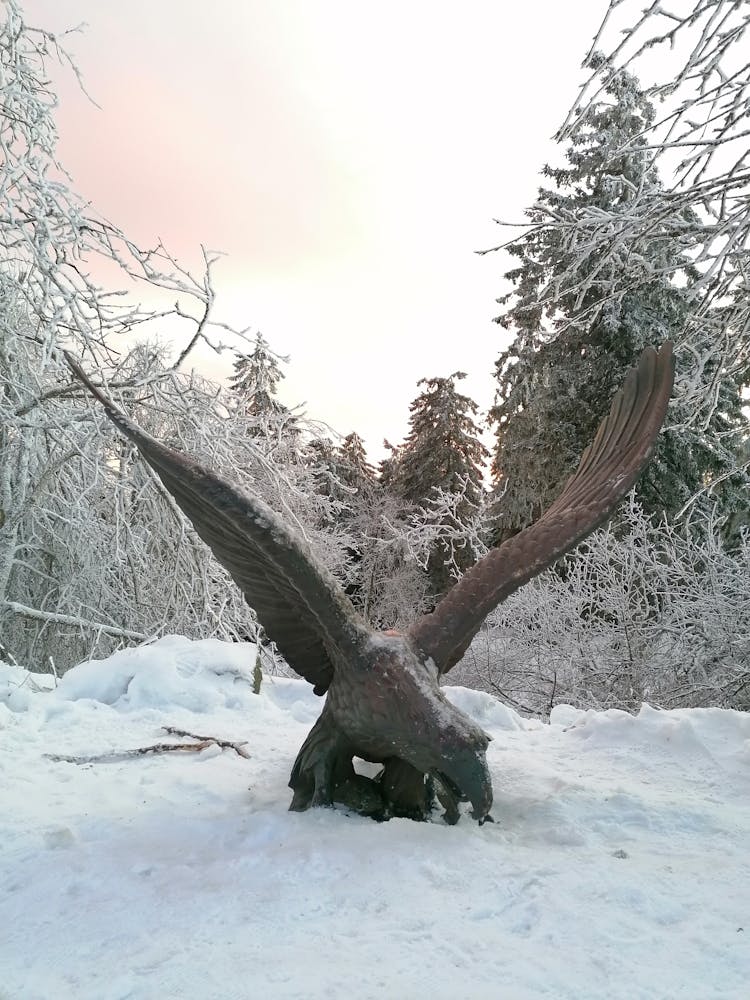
[390,372,488,597]
[302,431,426,627]
[378,440,405,494]
[230,334,287,416]
[489,60,746,539]
[337,432,377,489]
[230,332,304,470]
[305,432,376,510]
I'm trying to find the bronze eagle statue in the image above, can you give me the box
[66,342,674,824]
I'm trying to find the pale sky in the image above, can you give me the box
[29,0,603,461]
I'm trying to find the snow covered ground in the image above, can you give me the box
[2,635,749,1000]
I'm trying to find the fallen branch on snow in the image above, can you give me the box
[162,726,251,758]
[44,726,250,764]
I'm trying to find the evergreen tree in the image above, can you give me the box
[230,332,304,470]
[305,432,376,511]
[389,372,488,597]
[489,60,746,539]
[302,431,426,628]
[337,432,377,490]
[230,334,287,416]
[378,440,405,494]
[337,435,384,616]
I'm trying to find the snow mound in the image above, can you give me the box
[53,635,259,713]
[445,684,530,733]
[260,674,324,724]
[553,701,737,761]
[0,659,55,714]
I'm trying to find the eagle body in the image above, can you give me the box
[314,632,492,819]
[66,342,674,825]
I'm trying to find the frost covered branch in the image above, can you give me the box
[2,602,149,641]
[453,497,750,715]
[392,479,490,581]
[487,1,750,437]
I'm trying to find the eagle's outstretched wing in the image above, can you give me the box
[408,342,674,673]
[66,355,369,694]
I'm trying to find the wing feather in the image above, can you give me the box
[408,342,674,673]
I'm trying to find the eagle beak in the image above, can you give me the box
[438,750,493,823]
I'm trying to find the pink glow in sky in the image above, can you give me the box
[29,0,602,460]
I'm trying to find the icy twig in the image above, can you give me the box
[162,726,251,759]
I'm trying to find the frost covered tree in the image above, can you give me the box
[230,334,288,416]
[337,432,377,488]
[486,2,750,536]
[304,431,429,627]
[556,0,750,422]
[229,332,306,481]
[388,373,489,597]
[488,60,747,538]
[347,491,433,630]
[392,373,488,509]
[378,440,405,494]
[306,431,376,509]
[0,4,228,670]
[469,1,750,714]
[0,291,261,673]
[337,433,436,627]
[0,3,350,674]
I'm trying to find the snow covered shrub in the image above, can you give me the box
[453,497,750,715]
